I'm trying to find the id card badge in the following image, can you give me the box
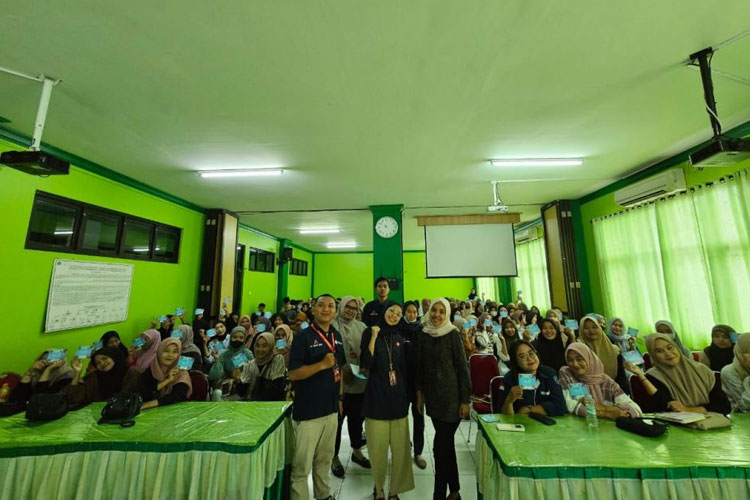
[333,364,342,383]
[388,370,397,387]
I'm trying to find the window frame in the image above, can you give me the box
[248,247,276,273]
[24,190,182,264]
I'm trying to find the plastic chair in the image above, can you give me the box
[468,355,500,442]
[189,370,209,401]
[489,376,504,414]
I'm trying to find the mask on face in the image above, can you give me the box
[230,340,244,349]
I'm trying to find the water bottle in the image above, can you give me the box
[585,395,598,428]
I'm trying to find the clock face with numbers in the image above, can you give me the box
[375,216,399,239]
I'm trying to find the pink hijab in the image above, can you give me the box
[135,329,162,373]
[560,342,609,403]
[150,338,192,398]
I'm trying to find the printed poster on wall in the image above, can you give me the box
[45,259,134,333]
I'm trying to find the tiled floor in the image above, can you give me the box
[306,415,478,500]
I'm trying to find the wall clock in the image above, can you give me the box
[374,216,399,239]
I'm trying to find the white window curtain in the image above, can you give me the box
[511,237,551,311]
[592,169,750,349]
[476,277,499,302]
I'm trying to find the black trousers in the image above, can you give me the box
[334,392,366,455]
[410,401,425,456]
[431,418,461,500]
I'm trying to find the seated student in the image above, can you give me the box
[130,329,162,373]
[654,320,691,358]
[510,310,530,341]
[606,317,636,355]
[9,351,74,403]
[524,310,539,328]
[137,338,192,409]
[173,325,204,373]
[454,318,476,358]
[158,315,175,340]
[274,324,294,366]
[100,330,129,359]
[533,318,568,373]
[699,324,736,372]
[493,318,520,373]
[238,314,253,334]
[290,311,309,333]
[208,327,254,396]
[497,340,566,416]
[579,316,628,392]
[558,343,642,419]
[630,333,731,415]
[203,320,228,365]
[270,313,287,329]
[240,332,288,401]
[721,333,750,412]
[66,347,140,407]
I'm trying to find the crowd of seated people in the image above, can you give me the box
[2,283,748,500]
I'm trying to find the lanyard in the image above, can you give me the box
[381,331,394,370]
[311,323,336,354]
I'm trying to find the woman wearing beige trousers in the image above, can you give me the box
[359,302,414,500]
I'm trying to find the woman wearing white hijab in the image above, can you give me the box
[721,332,750,412]
[416,299,471,500]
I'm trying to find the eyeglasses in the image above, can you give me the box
[517,351,538,362]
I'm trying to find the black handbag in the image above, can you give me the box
[25,393,69,421]
[615,417,668,437]
[98,393,142,427]
[0,401,28,417]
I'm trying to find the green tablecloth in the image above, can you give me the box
[0,402,293,500]
[476,413,750,500]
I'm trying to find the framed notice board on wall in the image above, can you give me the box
[45,259,134,332]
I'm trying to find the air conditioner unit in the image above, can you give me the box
[515,227,540,243]
[614,169,686,207]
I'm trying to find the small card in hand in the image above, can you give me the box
[528,324,541,338]
[627,327,639,337]
[519,373,538,390]
[175,307,185,316]
[564,319,579,330]
[75,346,93,359]
[256,323,266,333]
[623,350,644,365]
[171,330,183,339]
[46,349,67,362]
[177,356,194,370]
[569,382,589,399]
[232,352,249,368]
[133,337,146,348]
[92,340,104,351]
[206,328,217,338]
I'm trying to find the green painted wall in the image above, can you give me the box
[287,246,313,301]
[237,228,279,315]
[313,253,374,300]
[403,252,474,302]
[578,158,750,314]
[0,139,204,374]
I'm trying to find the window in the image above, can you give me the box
[25,191,181,263]
[290,258,308,276]
[511,237,551,312]
[248,247,275,273]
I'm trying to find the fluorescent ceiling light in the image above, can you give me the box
[54,230,73,235]
[326,243,357,249]
[490,158,583,167]
[132,247,150,253]
[198,169,283,178]
[300,228,341,235]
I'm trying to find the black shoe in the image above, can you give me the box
[331,463,345,478]
[352,453,371,468]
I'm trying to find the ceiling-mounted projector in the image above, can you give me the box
[0,150,69,175]
[487,204,509,213]
[687,47,750,167]
[486,180,509,212]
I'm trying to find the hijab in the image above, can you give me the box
[422,298,456,338]
[606,317,631,353]
[31,351,74,389]
[654,320,690,358]
[377,302,403,335]
[175,325,201,356]
[135,329,162,372]
[253,332,277,366]
[731,333,750,381]
[100,330,129,359]
[533,319,567,372]
[580,316,620,379]
[704,324,736,371]
[150,338,192,398]
[645,333,714,407]
[500,318,520,342]
[92,346,129,400]
[560,342,609,403]
[333,295,366,348]
[218,327,254,375]
[274,324,293,350]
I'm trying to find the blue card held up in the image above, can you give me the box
[75,346,93,359]
[264,311,272,319]
[565,319,579,330]
[175,307,184,316]
[730,332,740,343]
[171,331,183,339]
[206,328,217,338]
[623,350,644,365]
[177,356,194,370]
[569,383,589,399]
[133,337,146,348]
[158,315,168,323]
[627,327,639,337]
[528,324,541,337]
[301,322,309,330]
[232,352,249,368]
[92,340,104,351]
[493,325,502,334]
[46,349,67,362]
[194,308,204,315]
[256,323,266,333]
[519,373,538,390]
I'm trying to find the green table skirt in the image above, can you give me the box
[0,402,293,500]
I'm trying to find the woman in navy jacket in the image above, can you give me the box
[496,340,566,416]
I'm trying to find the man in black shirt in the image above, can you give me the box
[362,277,391,327]
[288,294,345,500]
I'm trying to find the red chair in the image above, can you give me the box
[489,376,505,414]
[468,355,501,441]
[189,370,209,401]
[643,353,652,370]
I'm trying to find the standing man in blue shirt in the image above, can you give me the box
[289,294,345,500]
[362,277,391,327]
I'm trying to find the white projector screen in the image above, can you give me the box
[424,223,518,278]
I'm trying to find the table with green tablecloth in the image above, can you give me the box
[0,401,292,500]
[476,413,750,500]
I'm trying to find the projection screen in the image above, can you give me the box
[424,223,517,277]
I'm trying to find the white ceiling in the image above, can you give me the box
[1,2,749,251]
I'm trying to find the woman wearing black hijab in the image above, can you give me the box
[699,324,737,371]
[532,318,568,373]
[100,330,130,359]
[66,346,140,408]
